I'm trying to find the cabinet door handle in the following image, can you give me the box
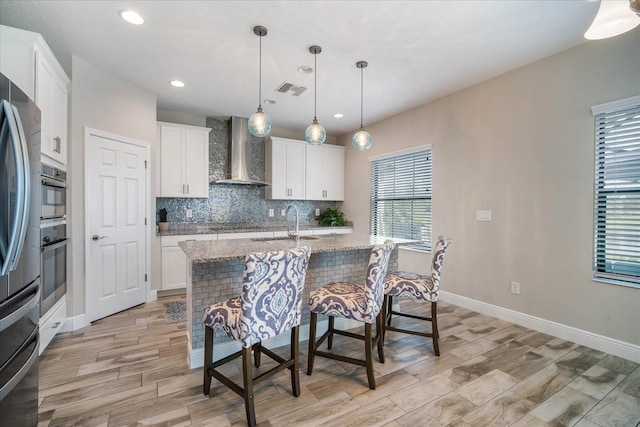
[182,184,186,194]
[187,184,190,194]
[53,136,61,153]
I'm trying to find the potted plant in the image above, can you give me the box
[158,208,169,231]
[317,208,347,227]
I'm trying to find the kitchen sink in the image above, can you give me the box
[251,236,319,242]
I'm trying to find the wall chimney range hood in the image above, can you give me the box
[215,116,270,186]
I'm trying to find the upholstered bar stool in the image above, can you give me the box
[382,235,451,356]
[307,240,395,390]
[202,246,311,427]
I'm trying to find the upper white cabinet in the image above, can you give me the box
[158,122,211,198]
[0,25,70,168]
[305,144,345,201]
[265,137,306,200]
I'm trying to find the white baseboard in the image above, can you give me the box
[440,291,640,364]
[63,313,89,332]
[148,289,158,302]
[188,317,361,369]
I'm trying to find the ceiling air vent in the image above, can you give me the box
[275,82,307,96]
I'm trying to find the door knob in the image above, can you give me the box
[92,234,108,241]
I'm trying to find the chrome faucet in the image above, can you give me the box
[285,204,299,242]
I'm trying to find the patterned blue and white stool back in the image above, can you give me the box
[362,240,396,323]
[239,246,311,348]
[430,235,452,297]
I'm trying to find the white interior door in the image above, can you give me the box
[85,130,147,322]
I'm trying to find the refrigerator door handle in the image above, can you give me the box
[0,100,27,276]
[9,104,31,271]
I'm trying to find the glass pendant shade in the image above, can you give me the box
[305,45,325,145]
[248,26,271,137]
[248,106,272,137]
[352,126,373,151]
[352,60,372,151]
[305,118,326,145]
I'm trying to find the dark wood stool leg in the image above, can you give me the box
[327,315,335,350]
[376,312,385,363]
[431,301,440,356]
[291,326,300,397]
[203,325,213,395]
[381,295,388,345]
[307,312,317,375]
[241,346,256,427]
[364,323,376,390]
[253,342,262,368]
[386,296,393,326]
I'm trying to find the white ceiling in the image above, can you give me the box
[0,0,600,136]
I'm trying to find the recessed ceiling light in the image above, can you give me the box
[297,65,313,74]
[333,113,344,118]
[170,80,185,88]
[120,10,144,25]
[264,99,276,105]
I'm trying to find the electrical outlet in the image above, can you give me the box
[511,281,520,295]
[281,209,286,217]
[315,208,320,216]
[476,210,492,221]
[186,208,192,218]
[268,208,274,217]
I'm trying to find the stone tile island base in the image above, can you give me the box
[186,248,398,368]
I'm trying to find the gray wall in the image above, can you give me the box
[338,30,640,346]
[68,55,157,317]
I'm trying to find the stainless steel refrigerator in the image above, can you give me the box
[0,72,41,426]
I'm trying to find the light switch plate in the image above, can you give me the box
[186,208,192,218]
[281,209,286,217]
[315,208,320,216]
[476,210,492,221]
[268,209,274,217]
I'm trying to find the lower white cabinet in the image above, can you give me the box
[160,234,216,291]
[39,296,66,355]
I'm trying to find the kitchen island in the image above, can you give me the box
[179,233,411,368]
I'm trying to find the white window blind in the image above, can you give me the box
[593,100,640,286]
[370,148,431,251]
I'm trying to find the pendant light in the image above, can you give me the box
[584,0,640,40]
[305,45,326,145]
[248,25,272,137]
[352,61,373,151]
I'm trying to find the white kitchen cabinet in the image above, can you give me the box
[265,137,306,200]
[306,144,345,201]
[161,246,189,291]
[0,25,70,168]
[39,296,66,355]
[158,122,211,198]
[37,46,69,166]
[160,234,216,291]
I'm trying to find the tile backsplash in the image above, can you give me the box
[156,117,337,225]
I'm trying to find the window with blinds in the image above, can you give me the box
[593,97,640,287]
[370,147,431,251]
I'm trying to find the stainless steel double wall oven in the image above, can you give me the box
[40,164,67,316]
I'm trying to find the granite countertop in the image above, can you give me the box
[178,233,416,263]
[157,222,353,237]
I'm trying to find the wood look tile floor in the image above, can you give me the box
[38,295,640,427]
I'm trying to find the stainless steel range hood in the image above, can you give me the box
[215,116,270,186]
